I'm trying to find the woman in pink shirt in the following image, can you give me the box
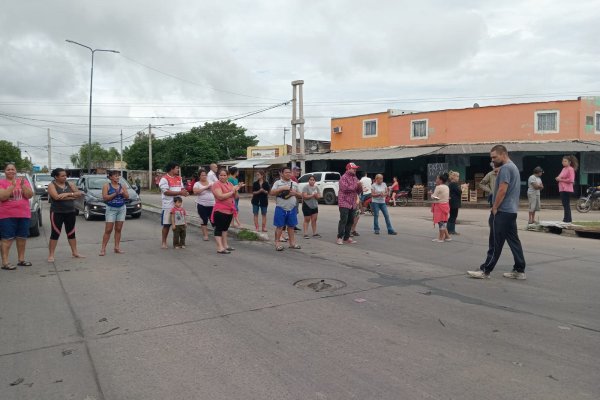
[555,155,578,223]
[0,163,34,270]
[211,168,240,254]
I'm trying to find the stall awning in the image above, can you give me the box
[432,141,600,155]
[231,159,273,169]
[305,146,442,161]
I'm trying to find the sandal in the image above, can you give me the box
[303,235,310,239]
[2,263,16,270]
[275,245,284,251]
[226,247,235,251]
[17,261,32,267]
[217,250,231,254]
[289,244,302,249]
[312,233,322,238]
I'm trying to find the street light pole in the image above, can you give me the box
[66,39,119,174]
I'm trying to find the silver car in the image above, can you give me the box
[0,172,42,237]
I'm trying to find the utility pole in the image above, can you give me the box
[47,129,52,170]
[291,80,306,171]
[148,124,153,190]
[283,127,289,147]
[120,129,123,176]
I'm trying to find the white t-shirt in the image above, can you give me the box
[193,181,215,206]
[371,182,388,203]
[527,175,542,195]
[207,170,218,184]
[360,176,372,195]
[159,174,184,209]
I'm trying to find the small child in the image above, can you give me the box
[170,196,187,248]
[430,173,451,243]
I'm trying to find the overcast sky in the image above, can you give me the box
[1,0,599,167]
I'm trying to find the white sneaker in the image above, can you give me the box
[444,238,452,242]
[336,238,343,245]
[467,270,490,279]
[432,239,444,242]
[503,271,526,280]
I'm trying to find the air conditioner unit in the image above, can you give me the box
[333,126,342,134]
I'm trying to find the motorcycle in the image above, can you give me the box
[363,187,410,214]
[576,185,600,213]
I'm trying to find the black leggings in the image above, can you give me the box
[213,211,233,237]
[50,211,77,240]
[560,191,572,223]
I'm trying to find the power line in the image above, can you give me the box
[119,54,286,102]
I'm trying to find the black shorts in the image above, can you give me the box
[197,204,214,226]
[213,211,233,237]
[50,211,77,240]
[302,203,319,217]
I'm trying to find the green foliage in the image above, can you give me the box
[0,140,33,171]
[123,121,258,171]
[236,229,260,241]
[70,142,121,169]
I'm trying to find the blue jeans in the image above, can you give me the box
[371,202,395,233]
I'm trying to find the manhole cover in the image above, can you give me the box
[293,278,347,292]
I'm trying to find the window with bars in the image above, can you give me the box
[411,119,428,139]
[596,112,600,133]
[535,111,559,133]
[363,119,377,137]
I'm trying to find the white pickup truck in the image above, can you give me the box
[297,172,341,205]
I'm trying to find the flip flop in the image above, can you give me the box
[203,237,209,241]
[226,247,235,251]
[114,249,125,254]
[275,245,284,251]
[312,234,322,238]
[1,264,16,270]
[17,261,32,266]
[99,250,106,256]
[217,250,231,254]
[289,244,302,249]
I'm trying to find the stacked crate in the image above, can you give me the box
[411,185,425,201]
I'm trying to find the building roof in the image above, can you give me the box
[432,140,600,155]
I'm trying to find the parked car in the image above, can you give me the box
[75,174,142,221]
[0,172,42,237]
[33,173,53,199]
[297,172,341,205]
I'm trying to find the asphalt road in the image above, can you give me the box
[1,196,599,400]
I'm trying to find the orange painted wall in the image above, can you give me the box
[330,112,391,150]
[330,98,600,150]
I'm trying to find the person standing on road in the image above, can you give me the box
[0,163,34,270]
[207,163,218,184]
[211,168,240,254]
[430,173,451,243]
[228,167,243,228]
[447,171,462,235]
[337,162,362,245]
[251,170,270,232]
[193,169,215,241]
[135,177,141,195]
[390,177,400,206]
[100,170,129,256]
[556,155,578,223]
[271,167,301,251]
[159,162,189,249]
[47,168,85,262]
[359,172,372,214]
[371,174,397,236]
[170,196,187,249]
[527,167,544,225]
[302,175,321,239]
[479,164,499,207]
[468,145,526,280]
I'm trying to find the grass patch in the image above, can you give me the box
[237,229,260,241]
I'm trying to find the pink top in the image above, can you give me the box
[431,203,450,225]
[558,166,575,193]
[211,181,237,215]
[0,178,32,219]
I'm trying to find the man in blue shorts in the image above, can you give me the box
[270,167,301,251]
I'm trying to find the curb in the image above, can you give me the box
[141,204,270,242]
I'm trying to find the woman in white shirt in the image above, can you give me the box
[193,170,215,241]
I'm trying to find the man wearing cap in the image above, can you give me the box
[527,166,544,225]
[337,163,363,245]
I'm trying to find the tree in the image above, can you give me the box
[123,121,258,171]
[0,140,32,171]
[70,142,121,169]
